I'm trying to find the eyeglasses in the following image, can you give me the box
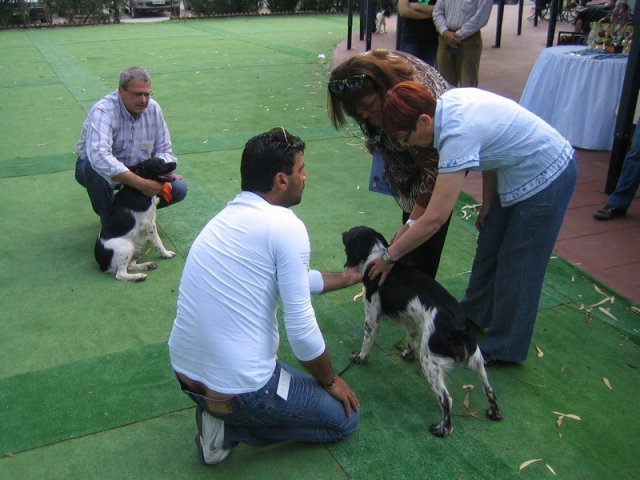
[328,74,369,94]
[124,89,153,98]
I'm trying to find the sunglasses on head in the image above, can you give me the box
[269,126,291,144]
[328,74,369,94]
[268,126,293,153]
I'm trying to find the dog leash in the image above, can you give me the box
[337,355,358,377]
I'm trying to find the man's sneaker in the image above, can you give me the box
[195,406,230,465]
[593,205,627,221]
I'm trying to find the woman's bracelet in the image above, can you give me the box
[382,248,397,265]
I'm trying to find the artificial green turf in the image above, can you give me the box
[1,15,639,480]
[0,410,350,479]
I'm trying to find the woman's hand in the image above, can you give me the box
[475,202,491,230]
[367,255,394,285]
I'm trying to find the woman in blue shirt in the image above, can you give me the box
[369,81,577,365]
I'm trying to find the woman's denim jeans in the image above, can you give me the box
[461,158,578,362]
[184,361,359,449]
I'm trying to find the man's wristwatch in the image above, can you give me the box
[381,248,397,265]
[405,219,416,228]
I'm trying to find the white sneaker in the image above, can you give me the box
[195,406,231,465]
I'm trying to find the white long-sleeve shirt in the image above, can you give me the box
[168,192,326,394]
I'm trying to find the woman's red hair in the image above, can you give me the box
[382,81,437,135]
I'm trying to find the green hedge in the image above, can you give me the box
[189,0,257,15]
[188,0,357,16]
[1,0,390,26]
[42,0,123,23]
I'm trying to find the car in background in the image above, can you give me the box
[127,0,179,17]
[6,0,49,24]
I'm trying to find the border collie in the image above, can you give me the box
[95,158,176,282]
[342,225,502,437]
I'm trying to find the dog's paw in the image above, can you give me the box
[428,422,452,438]
[350,352,367,364]
[400,348,416,362]
[115,271,148,282]
[161,250,176,259]
[486,405,503,421]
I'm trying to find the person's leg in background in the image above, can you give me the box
[436,35,458,86]
[457,31,483,87]
[157,177,188,209]
[594,125,640,220]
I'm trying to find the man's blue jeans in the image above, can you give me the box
[608,125,640,212]
[75,157,187,224]
[461,158,578,362]
[182,361,359,448]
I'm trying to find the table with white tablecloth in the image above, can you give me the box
[519,45,628,151]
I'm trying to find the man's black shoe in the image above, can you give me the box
[593,205,626,221]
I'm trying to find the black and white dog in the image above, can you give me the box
[95,158,176,282]
[342,226,502,437]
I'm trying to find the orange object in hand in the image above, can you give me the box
[160,183,173,203]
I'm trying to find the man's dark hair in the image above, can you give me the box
[241,128,305,192]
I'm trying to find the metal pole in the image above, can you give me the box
[396,13,402,50]
[365,0,375,51]
[494,0,505,48]
[360,0,365,41]
[347,0,353,50]
[517,0,524,35]
[546,0,559,47]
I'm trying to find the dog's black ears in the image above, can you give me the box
[149,159,177,172]
[342,225,390,268]
[132,159,177,179]
[341,230,350,246]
